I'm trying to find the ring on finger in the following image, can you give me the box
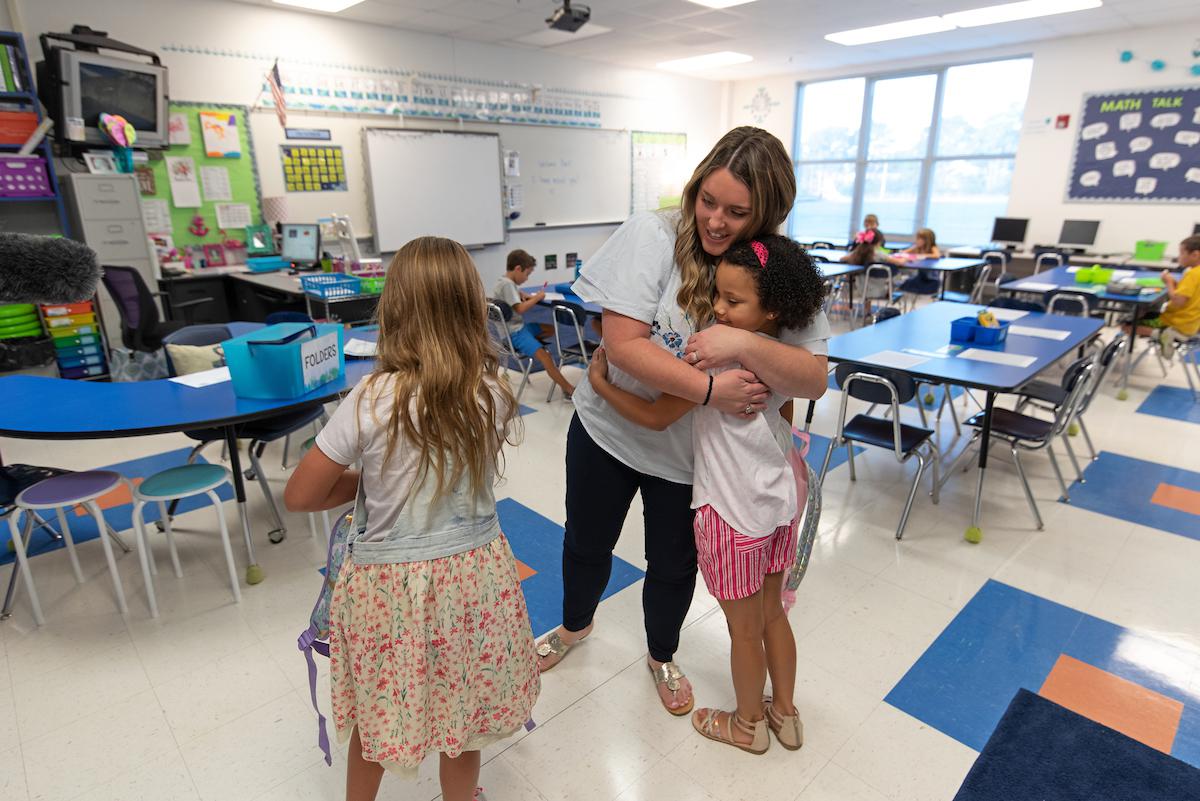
[743,404,753,415]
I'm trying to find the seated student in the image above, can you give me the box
[840,228,888,319]
[846,213,880,249]
[1134,235,1200,357]
[492,249,575,398]
[889,227,942,296]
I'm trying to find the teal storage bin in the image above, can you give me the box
[222,322,345,400]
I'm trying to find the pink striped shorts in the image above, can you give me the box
[692,505,798,601]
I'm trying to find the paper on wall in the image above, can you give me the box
[215,203,252,230]
[504,149,520,177]
[199,111,241,158]
[200,166,233,201]
[1008,325,1071,341]
[140,198,172,234]
[957,349,1037,368]
[165,156,201,208]
[168,113,191,146]
[861,350,929,369]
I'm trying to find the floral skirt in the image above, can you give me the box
[329,533,540,778]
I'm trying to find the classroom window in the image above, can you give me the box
[788,57,1031,246]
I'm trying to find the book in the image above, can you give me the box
[5,44,21,91]
[0,46,14,93]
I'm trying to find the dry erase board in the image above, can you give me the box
[363,128,505,251]
[1067,85,1200,203]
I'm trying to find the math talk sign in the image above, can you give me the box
[1067,86,1200,203]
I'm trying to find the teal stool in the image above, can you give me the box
[132,464,240,618]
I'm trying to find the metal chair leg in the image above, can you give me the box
[1062,434,1085,484]
[55,507,85,584]
[247,445,287,544]
[1046,442,1070,503]
[132,502,159,618]
[208,489,241,603]
[846,441,857,481]
[816,434,836,488]
[896,452,927,540]
[927,441,942,504]
[1010,447,1043,530]
[1078,417,1098,461]
[7,512,44,625]
[86,501,128,615]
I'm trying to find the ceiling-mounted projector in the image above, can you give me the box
[546,1,590,32]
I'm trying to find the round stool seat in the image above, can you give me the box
[17,470,123,508]
[137,464,228,500]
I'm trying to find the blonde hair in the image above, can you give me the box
[915,228,938,252]
[364,236,518,501]
[674,127,796,326]
[864,214,879,228]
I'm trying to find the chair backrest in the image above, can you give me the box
[969,263,993,304]
[990,296,1046,313]
[1045,290,1094,317]
[1048,356,1096,437]
[1034,252,1064,274]
[101,265,162,350]
[265,311,314,326]
[863,264,894,300]
[810,253,830,263]
[1075,334,1125,415]
[486,301,522,360]
[833,363,921,459]
[809,241,836,250]
[161,324,234,377]
[551,302,590,363]
[872,307,902,324]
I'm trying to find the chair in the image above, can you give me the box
[897,269,941,310]
[131,463,240,617]
[1179,336,1200,402]
[551,302,599,369]
[7,471,131,625]
[818,363,941,540]
[487,300,533,404]
[265,311,314,326]
[1044,290,1096,317]
[101,265,207,353]
[809,241,836,250]
[990,297,1046,313]
[1034,252,1064,274]
[943,264,992,305]
[161,324,328,544]
[1014,334,1125,463]
[856,264,898,325]
[950,356,1094,530]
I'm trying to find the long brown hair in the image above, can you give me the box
[364,236,518,501]
[914,228,938,253]
[675,127,796,325]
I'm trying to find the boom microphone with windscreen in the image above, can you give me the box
[0,234,101,304]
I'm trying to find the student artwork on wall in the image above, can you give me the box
[1067,85,1200,203]
[199,111,241,159]
[281,145,347,192]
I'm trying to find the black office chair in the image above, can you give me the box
[159,324,328,543]
[818,363,940,540]
[101,265,208,353]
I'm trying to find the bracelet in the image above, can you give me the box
[701,375,714,406]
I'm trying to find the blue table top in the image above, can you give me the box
[827,302,1103,392]
[817,261,865,280]
[541,284,601,315]
[0,346,375,440]
[1000,266,1170,307]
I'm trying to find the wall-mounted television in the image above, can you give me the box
[39,48,169,149]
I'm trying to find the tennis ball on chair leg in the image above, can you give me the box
[964,526,983,544]
[1067,422,1079,436]
[1117,389,1128,401]
[923,392,936,407]
[245,564,265,585]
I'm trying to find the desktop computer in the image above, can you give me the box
[990,217,1029,250]
[1056,219,1099,254]
[280,223,321,271]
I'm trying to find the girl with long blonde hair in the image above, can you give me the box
[285,236,538,801]
[534,127,830,720]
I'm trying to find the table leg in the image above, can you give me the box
[939,271,947,301]
[847,275,856,326]
[1117,308,1137,401]
[965,391,996,544]
[224,426,264,585]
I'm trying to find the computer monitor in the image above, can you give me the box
[1058,219,1100,248]
[280,223,321,267]
[991,217,1028,246]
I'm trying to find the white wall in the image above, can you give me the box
[14,0,723,284]
[728,24,1200,257]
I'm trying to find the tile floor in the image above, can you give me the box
[2,309,1199,801]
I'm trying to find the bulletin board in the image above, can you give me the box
[145,102,264,246]
[1066,85,1200,203]
[281,144,347,192]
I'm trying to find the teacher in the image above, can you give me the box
[536,127,830,715]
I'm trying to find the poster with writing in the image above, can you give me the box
[631,131,688,213]
[1067,85,1200,202]
[281,145,347,192]
[165,156,202,208]
[200,166,233,201]
[199,111,241,159]
[168,113,191,146]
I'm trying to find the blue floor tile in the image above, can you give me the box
[1136,385,1200,425]
[796,431,864,474]
[1070,452,1200,542]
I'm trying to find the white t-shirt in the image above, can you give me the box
[692,354,794,538]
[315,373,510,542]
[571,210,831,485]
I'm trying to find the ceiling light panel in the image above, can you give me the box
[825,16,956,46]
[656,50,753,71]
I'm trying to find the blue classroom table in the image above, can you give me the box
[824,301,1103,540]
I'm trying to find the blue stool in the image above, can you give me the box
[8,470,130,626]
[132,463,240,618]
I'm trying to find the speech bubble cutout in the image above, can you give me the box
[1081,122,1108,140]
[1186,167,1200,183]
[1119,112,1142,131]
[1174,130,1200,147]
[1079,170,1102,187]
[1094,141,1118,160]
[1149,152,1181,170]
[1193,107,1200,125]
[1113,159,1136,177]
[1150,112,1181,129]
[1135,176,1157,195]
[1129,136,1153,153]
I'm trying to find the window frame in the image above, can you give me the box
[789,56,1031,246]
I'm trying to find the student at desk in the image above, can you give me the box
[840,227,888,319]
[492,249,576,398]
[889,227,942,296]
[1134,235,1200,358]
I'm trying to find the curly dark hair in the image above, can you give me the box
[722,234,827,331]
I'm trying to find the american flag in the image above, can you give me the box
[266,60,287,128]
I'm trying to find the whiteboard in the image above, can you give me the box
[495,126,631,229]
[363,129,505,251]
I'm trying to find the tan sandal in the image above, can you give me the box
[692,708,770,755]
[535,628,587,671]
[648,661,694,716]
[763,697,804,751]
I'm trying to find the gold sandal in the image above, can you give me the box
[692,708,770,755]
[763,697,804,751]
[535,629,586,671]
[648,661,695,716]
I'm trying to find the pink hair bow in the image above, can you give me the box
[751,240,768,268]
[854,229,875,245]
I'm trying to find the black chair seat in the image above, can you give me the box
[965,408,1054,441]
[843,414,933,453]
[186,404,326,444]
[1015,379,1066,406]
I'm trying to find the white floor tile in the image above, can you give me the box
[796,761,889,801]
[72,747,201,801]
[0,744,29,801]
